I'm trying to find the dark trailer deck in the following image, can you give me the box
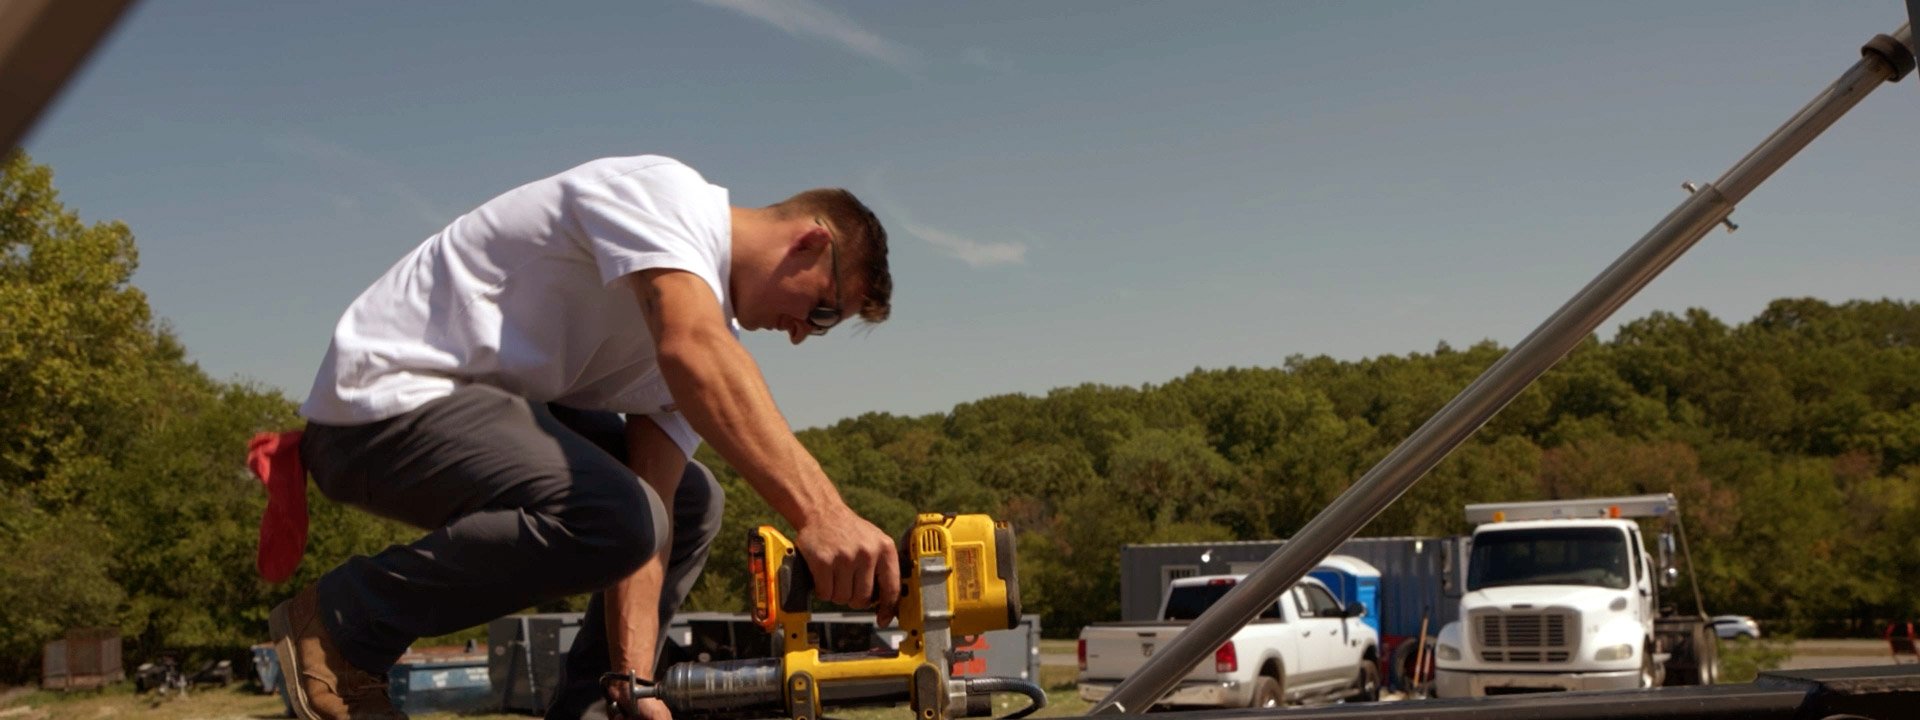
[1066,665,1920,720]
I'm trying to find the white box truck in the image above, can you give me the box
[1432,494,1718,697]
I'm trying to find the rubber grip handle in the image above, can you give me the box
[781,556,812,615]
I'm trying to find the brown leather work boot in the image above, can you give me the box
[269,585,410,720]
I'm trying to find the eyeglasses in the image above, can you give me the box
[805,216,844,336]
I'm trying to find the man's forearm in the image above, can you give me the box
[606,553,666,681]
[607,415,688,683]
[658,329,847,529]
[629,269,901,620]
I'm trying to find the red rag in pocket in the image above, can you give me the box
[246,430,308,583]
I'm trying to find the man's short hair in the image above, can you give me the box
[772,188,891,324]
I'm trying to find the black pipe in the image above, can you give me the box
[963,676,1047,720]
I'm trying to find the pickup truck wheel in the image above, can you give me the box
[1353,661,1381,702]
[1250,676,1283,708]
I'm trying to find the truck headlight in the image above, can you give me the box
[1594,643,1635,661]
[1436,643,1461,661]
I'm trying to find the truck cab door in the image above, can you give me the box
[1258,595,1301,699]
[1628,527,1655,624]
[1290,585,1347,691]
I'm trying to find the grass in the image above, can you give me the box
[0,683,289,720]
[0,682,544,720]
[1716,637,1794,684]
[0,664,1089,720]
[8,643,1809,719]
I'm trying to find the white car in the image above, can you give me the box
[1710,615,1761,640]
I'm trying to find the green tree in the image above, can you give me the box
[0,153,156,507]
[1105,427,1241,528]
[0,494,123,679]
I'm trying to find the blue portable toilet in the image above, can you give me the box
[1310,555,1382,637]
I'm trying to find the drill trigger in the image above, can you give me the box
[780,556,812,616]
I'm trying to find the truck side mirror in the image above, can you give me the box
[1658,533,1678,589]
[1345,604,1368,619]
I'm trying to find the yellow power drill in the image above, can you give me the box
[632,513,1044,720]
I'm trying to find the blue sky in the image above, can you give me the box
[23,1,1919,430]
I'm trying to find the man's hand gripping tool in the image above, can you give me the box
[626,513,1044,720]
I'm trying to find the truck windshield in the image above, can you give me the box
[1163,583,1283,621]
[1468,527,1631,590]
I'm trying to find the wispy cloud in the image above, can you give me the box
[858,164,1027,268]
[693,0,919,73]
[265,130,449,227]
[903,221,1027,268]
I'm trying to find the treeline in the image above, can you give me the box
[711,297,1920,636]
[4,153,1917,682]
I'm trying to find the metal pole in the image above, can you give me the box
[1090,22,1911,715]
[0,0,140,152]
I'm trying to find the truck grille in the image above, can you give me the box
[1473,610,1575,663]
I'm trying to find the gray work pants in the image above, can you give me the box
[300,383,725,719]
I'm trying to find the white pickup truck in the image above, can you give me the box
[1077,574,1381,709]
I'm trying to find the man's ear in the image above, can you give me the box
[793,221,833,253]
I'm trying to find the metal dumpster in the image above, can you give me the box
[389,648,492,715]
[489,613,584,713]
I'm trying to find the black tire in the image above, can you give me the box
[1250,676,1284,708]
[1700,630,1722,685]
[1389,635,1438,695]
[1353,661,1381,702]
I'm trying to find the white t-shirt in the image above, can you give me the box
[300,155,734,457]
